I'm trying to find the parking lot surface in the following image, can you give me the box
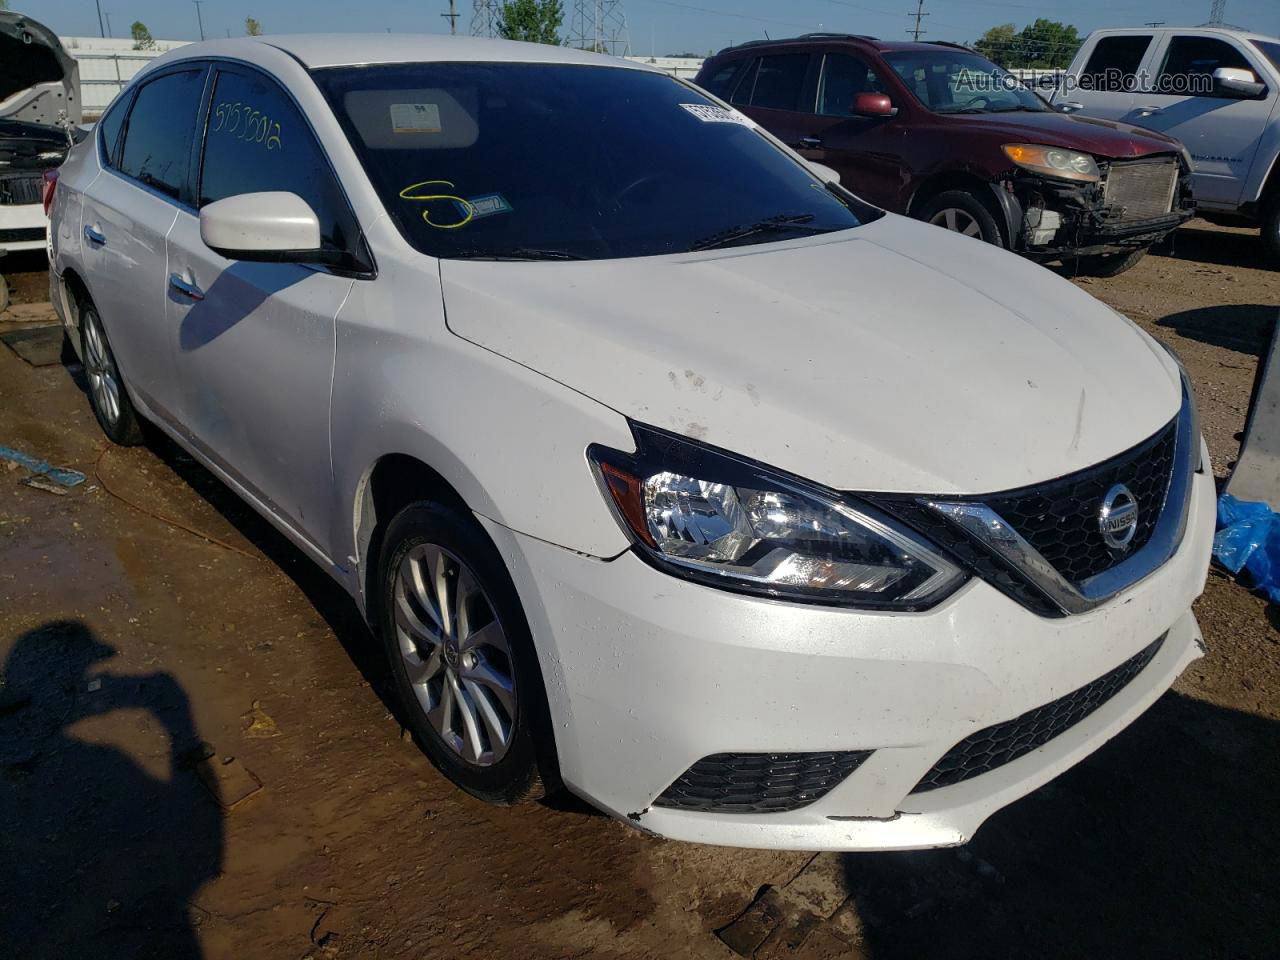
[1,223,1278,959]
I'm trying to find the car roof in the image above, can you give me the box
[1085,25,1279,45]
[150,33,661,72]
[711,35,978,58]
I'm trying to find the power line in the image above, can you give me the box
[647,0,813,30]
[908,0,928,40]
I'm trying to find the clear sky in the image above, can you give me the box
[29,0,1280,55]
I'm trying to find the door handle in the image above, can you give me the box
[1137,105,1163,116]
[797,136,824,149]
[168,273,205,301]
[83,225,106,246]
[1057,100,1085,113]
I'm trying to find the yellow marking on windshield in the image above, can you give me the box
[399,180,475,229]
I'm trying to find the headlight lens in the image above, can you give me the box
[1002,143,1101,182]
[589,426,966,609]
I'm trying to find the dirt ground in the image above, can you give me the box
[1,224,1278,960]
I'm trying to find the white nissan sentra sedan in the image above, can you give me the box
[47,35,1214,851]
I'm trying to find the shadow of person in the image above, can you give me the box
[840,691,1280,960]
[0,621,223,959]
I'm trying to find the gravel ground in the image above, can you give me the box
[1,222,1277,960]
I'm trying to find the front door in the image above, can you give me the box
[1124,34,1276,207]
[164,64,366,561]
[1057,33,1155,121]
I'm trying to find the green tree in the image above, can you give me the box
[245,16,263,35]
[497,0,563,45]
[131,21,155,51]
[1017,18,1080,69]
[973,23,1017,67]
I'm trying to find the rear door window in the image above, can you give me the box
[1080,35,1152,92]
[818,54,886,116]
[730,58,759,105]
[749,54,810,111]
[117,68,206,202]
[197,66,362,262]
[1158,36,1256,95]
[700,59,748,100]
[97,91,131,167]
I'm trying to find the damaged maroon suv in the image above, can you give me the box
[696,34,1194,275]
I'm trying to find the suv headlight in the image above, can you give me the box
[1002,143,1100,183]
[588,425,966,610]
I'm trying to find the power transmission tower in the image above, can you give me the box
[442,0,459,35]
[1208,0,1227,24]
[907,0,928,41]
[471,0,500,38]
[569,0,630,56]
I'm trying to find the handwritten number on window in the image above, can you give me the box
[399,180,475,229]
[210,100,283,151]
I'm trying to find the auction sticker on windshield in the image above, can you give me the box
[679,103,754,127]
[391,102,442,133]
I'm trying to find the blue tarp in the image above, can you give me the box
[1214,494,1280,603]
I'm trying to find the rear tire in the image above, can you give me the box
[1262,193,1280,264]
[80,302,144,446]
[377,501,556,805]
[917,190,1005,247]
[1074,249,1147,277]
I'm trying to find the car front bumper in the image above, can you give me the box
[478,460,1214,852]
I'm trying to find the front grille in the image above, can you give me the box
[1103,160,1178,221]
[984,418,1177,585]
[912,634,1165,793]
[654,750,872,814]
[0,175,43,206]
[0,227,45,244]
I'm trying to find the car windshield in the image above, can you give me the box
[882,50,1048,115]
[313,62,874,261]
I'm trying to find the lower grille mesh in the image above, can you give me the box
[911,634,1165,793]
[654,750,872,814]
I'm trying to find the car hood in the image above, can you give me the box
[954,109,1183,159]
[439,213,1181,495]
[0,12,81,127]
[0,118,67,168]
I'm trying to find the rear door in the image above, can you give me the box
[163,63,365,561]
[79,65,208,420]
[1124,34,1275,207]
[730,52,818,151]
[794,51,906,209]
[1058,32,1155,120]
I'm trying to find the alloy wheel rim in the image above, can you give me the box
[394,543,517,767]
[83,313,121,426]
[930,207,982,238]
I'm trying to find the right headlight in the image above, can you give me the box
[1002,143,1101,183]
[588,424,966,610]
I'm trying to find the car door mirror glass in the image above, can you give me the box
[199,191,325,262]
[1213,67,1265,98]
[852,93,897,118]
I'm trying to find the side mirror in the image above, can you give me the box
[1213,66,1265,98]
[806,160,841,184]
[852,92,897,118]
[200,191,326,263]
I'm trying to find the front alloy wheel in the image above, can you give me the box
[379,501,553,803]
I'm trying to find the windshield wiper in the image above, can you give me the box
[455,247,587,261]
[690,214,837,252]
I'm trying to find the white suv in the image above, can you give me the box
[1056,27,1280,259]
[47,35,1215,851]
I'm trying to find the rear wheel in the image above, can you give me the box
[1074,249,1147,277]
[80,302,144,446]
[378,501,555,804]
[917,190,1005,247]
[1262,193,1280,264]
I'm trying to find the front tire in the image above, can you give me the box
[917,190,1005,246]
[1074,249,1147,277]
[80,302,144,446]
[377,501,555,804]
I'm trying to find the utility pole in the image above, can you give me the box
[1208,0,1227,24]
[104,11,113,37]
[193,0,206,40]
[907,0,928,41]
[442,0,459,35]
[94,0,106,38]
